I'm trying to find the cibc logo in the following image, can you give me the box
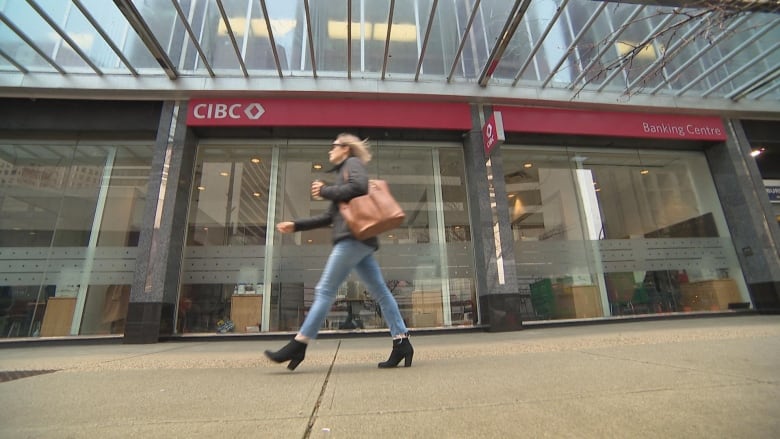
[192,102,265,120]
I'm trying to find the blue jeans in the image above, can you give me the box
[298,239,408,339]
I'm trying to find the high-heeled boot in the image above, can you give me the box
[264,339,307,370]
[378,337,414,368]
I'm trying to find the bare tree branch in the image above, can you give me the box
[571,0,778,100]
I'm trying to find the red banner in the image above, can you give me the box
[187,98,472,130]
[494,106,727,141]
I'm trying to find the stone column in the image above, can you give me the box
[125,101,198,343]
[463,105,522,330]
[706,119,780,313]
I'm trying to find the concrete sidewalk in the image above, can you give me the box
[1,315,778,438]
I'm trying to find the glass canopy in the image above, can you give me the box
[0,0,778,109]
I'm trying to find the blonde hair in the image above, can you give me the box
[337,133,372,164]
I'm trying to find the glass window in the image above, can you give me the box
[271,140,472,333]
[79,0,160,71]
[438,149,477,326]
[0,0,74,72]
[503,146,749,321]
[180,143,273,334]
[0,140,153,338]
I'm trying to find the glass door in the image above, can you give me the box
[180,142,274,334]
[271,140,474,332]
[503,146,749,321]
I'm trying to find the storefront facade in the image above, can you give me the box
[1,97,778,341]
[1,1,779,342]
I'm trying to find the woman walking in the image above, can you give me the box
[265,133,413,370]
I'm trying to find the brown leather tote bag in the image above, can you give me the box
[339,170,405,240]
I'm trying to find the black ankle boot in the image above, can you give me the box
[265,339,307,370]
[378,337,414,368]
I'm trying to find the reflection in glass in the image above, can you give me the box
[0,141,152,337]
[504,146,749,321]
[273,141,473,333]
[180,145,273,334]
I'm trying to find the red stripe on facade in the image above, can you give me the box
[187,98,472,130]
[495,106,727,141]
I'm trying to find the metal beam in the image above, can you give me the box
[303,0,317,77]
[447,0,481,83]
[753,78,780,100]
[570,3,644,89]
[514,0,570,86]
[113,0,178,79]
[171,0,215,77]
[259,0,283,78]
[541,1,608,88]
[214,0,248,77]
[626,13,709,92]
[0,11,66,74]
[477,0,531,86]
[0,47,28,73]
[381,0,396,80]
[72,0,137,76]
[727,62,780,101]
[649,15,749,94]
[596,12,677,92]
[347,0,352,79]
[26,0,102,74]
[3,72,780,115]
[303,0,318,78]
[702,41,780,97]
[674,20,780,96]
[414,0,438,81]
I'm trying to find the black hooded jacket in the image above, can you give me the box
[293,156,379,250]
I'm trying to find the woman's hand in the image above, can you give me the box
[311,180,324,200]
[276,221,295,234]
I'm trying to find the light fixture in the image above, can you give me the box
[750,147,765,157]
[327,20,417,42]
[252,192,261,197]
[616,41,657,60]
[312,163,323,170]
[251,158,261,163]
[637,149,649,175]
[219,171,229,176]
[197,186,205,191]
[523,162,533,168]
[218,18,296,37]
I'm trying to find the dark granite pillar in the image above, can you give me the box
[463,105,522,331]
[706,119,780,313]
[125,101,198,343]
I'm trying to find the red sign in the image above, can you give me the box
[482,111,505,156]
[494,106,727,141]
[187,98,472,130]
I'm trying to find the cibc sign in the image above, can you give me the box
[191,101,265,121]
[186,98,473,129]
[482,111,505,156]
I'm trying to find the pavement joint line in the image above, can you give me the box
[577,350,774,384]
[303,339,340,439]
[52,343,201,372]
